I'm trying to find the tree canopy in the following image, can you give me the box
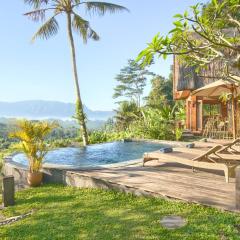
[146,73,173,108]
[24,0,128,44]
[113,59,153,107]
[137,0,240,81]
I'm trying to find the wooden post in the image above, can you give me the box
[236,166,240,210]
[231,96,236,139]
[231,85,237,140]
[2,176,15,207]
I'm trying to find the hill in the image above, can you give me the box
[0,100,114,121]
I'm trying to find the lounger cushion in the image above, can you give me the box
[160,147,173,153]
[186,143,195,148]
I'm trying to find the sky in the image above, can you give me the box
[0,0,204,111]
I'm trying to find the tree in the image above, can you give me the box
[24,0,128,146]
[113,59,153,108]
[114,101,140,131]
[137,0,240,82]
[146,73,173,108]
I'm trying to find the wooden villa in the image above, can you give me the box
[173,57,240,139]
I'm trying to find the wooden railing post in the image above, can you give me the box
[2,176,15,207]
[236,167,240,210]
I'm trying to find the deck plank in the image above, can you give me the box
[73,161,237,212]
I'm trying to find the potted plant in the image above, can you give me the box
[10,120,56,187]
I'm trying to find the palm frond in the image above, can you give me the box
[24,0,49,8]
[31,15,59,42]
[81,1,129,16]
[24,8,50,22]
[72,13,100,43]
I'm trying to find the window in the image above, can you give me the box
[203,104,221,116]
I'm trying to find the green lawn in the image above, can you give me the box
[1,185,240,240]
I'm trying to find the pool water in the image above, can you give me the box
[12,141,168,168]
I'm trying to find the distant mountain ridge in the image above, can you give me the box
[0,100,114,120]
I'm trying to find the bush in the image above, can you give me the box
[89,131,133,144]
[49,139,73,148]
[128,108,176,140]
[89,131,108,144]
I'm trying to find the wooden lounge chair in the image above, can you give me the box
[173,145,240,162]
[218,138,240,154]
[143,145,240,183]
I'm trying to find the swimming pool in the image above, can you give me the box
[12,141,169,168]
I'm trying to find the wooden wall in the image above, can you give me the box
[174,58,240,93]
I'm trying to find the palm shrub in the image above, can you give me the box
[9,120,56,173]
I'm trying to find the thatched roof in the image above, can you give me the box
[176,61,240,91]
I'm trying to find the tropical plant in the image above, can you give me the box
[129,108,175,140]
[114,101,140,131]
[89,130,108,144]
[175,101,186,121]
[9,120,57,173]
[129,101,186,140]
[146,73,173,108]
[88,130,132,144]
[137,0,240,82]
[49,138,73,148]
[24,0,129,146]
[175,127,183,141]
[113,59,154,107]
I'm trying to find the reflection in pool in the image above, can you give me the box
[12,141,169,168]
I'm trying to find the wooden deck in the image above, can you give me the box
[72,160,237,212]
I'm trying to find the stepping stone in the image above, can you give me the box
[160,215,187,229]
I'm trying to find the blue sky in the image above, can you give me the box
[0,0,204,111]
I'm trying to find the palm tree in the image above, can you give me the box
[114,101,140,131]
[24,0,128,146]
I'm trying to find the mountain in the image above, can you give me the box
[0,100,114,121]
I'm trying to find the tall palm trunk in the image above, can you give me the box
[67,13,88,146]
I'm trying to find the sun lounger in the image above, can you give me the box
[173,146,240,161]
[218,138,240,154]
[143,145,240,183]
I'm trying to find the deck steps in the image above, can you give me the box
[182,130,194,138]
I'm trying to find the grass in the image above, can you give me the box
[0,185,240,240]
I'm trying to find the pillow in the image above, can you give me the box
[160,147,173,153]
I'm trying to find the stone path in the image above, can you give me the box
[160,216,187,229]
